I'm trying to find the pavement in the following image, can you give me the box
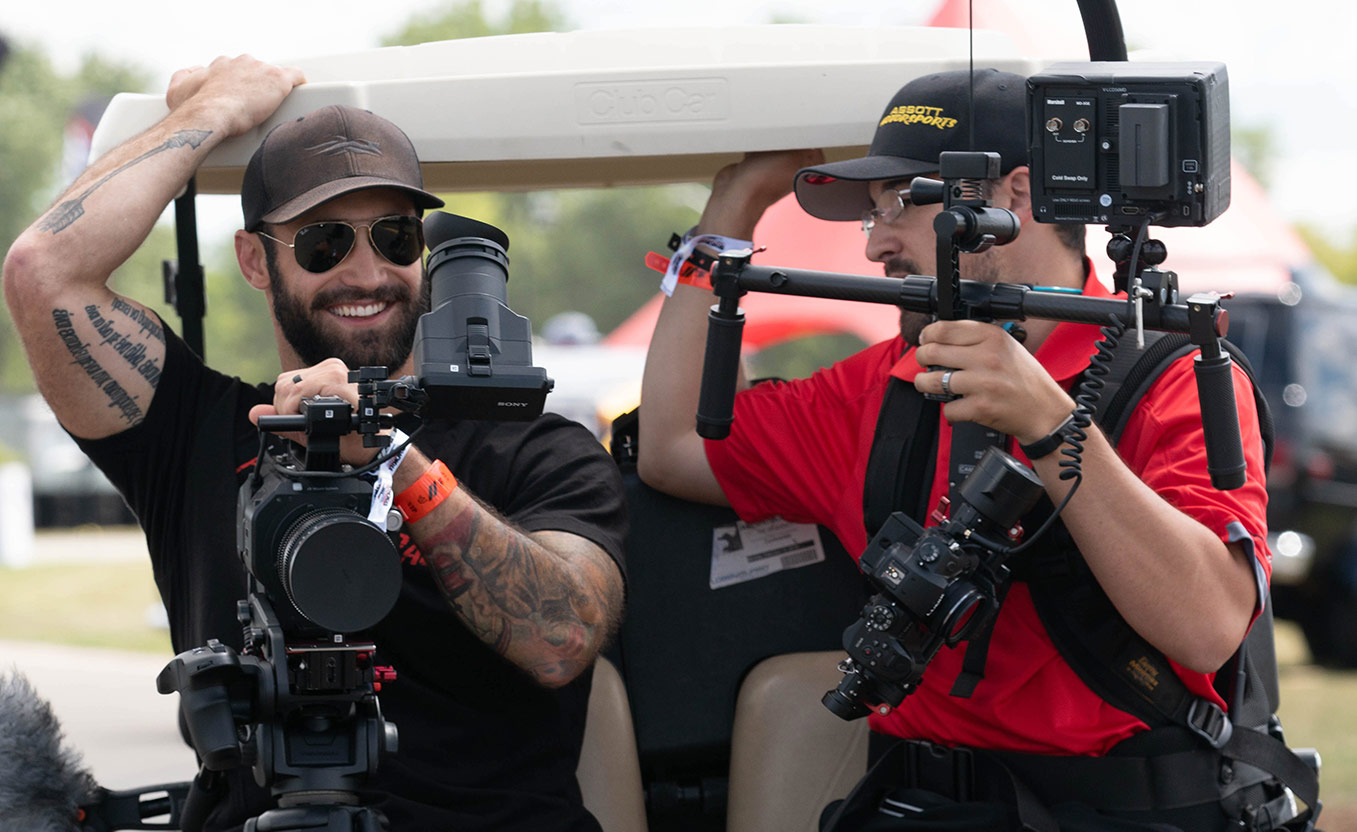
[1,639,199,791]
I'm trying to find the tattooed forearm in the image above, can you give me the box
[37,129,213,234]
[112,297,165,343]
[419,497,605,685]
[52,309,143,424]
[85,305,162,385]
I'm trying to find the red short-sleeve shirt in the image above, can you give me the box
[705,272,1271,755]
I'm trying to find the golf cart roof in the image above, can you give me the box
[89,25,1041,194]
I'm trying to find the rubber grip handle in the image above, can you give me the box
[1194,353,1247,490]
[696,303,745,440]
[258,414,306,433]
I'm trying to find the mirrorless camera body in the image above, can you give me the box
[822,448,1045,720]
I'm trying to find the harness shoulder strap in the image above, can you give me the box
[1032,331,1275,719]
[858,330,1315,818]
[1094,331,1274,470]
[863,376,940,536]
[1026,334,1316,810]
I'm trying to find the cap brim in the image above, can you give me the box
[794,155,938,221]
[260,176,445,227]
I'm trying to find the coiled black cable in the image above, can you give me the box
[1005,216,1153,555]
[1004,312,1121,556]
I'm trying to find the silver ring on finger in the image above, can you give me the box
[940,369,955,398]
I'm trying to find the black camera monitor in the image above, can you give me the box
[1027,61,1230,228]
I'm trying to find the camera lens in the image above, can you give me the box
[276,508,402,633]
[822,680,872,721]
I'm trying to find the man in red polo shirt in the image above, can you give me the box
[638,69,1274,830]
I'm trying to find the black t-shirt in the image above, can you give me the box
[74,326,628,832]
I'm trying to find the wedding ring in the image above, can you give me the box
[940,369,955,398]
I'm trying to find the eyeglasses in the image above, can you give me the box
[258,215,424,273]
[860,188,913,238]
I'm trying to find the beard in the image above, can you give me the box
[885,249,1005,346]
[266,247,430,372]
[884,255,933,346]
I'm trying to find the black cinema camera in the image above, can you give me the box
[158,213,550,832]
[238,387,406,638]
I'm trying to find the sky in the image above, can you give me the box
[4,0,1354,241]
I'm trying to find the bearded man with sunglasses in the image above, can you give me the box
[4,55,626,832]
[638,69,1276,830]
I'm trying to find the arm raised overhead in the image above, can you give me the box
[2,55,303,439]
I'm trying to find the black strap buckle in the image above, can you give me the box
[902,740,975,801]
[1187,698,1234,749]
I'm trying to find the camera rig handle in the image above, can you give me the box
[697,255,1248,490]
[924,153,1021,323]
[1187,294,1247,489]
[255,369,429,467]
[695,256,751,440]
[918,155,1024,493]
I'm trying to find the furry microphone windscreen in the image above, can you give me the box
[0,669,100,831]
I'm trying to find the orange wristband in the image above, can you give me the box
[675,264,713,290]
[394,459,458,524]
[644,250,714,290]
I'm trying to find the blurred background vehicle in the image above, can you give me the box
[0,395,133,529]
[1224,270,1357,667]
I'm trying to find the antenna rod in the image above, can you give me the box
[968,0,975,152]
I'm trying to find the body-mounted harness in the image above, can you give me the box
[857,331,1319,831]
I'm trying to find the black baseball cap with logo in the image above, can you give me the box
[794,68,1028,221]
[242,105,444,231]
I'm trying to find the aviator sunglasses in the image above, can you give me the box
[257,215,425,273]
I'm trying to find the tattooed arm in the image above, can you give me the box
[2,56,302,439]
[397,445,625,688]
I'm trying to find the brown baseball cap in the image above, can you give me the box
[241,105,444,231]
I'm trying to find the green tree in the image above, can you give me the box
[381,0,566,44]
[0,42,283,391]
[1298,225,1357,287]
[497,186,699,335]
[0,43,151,392]
[1233,123,1276,192]
[380,0,706,342]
